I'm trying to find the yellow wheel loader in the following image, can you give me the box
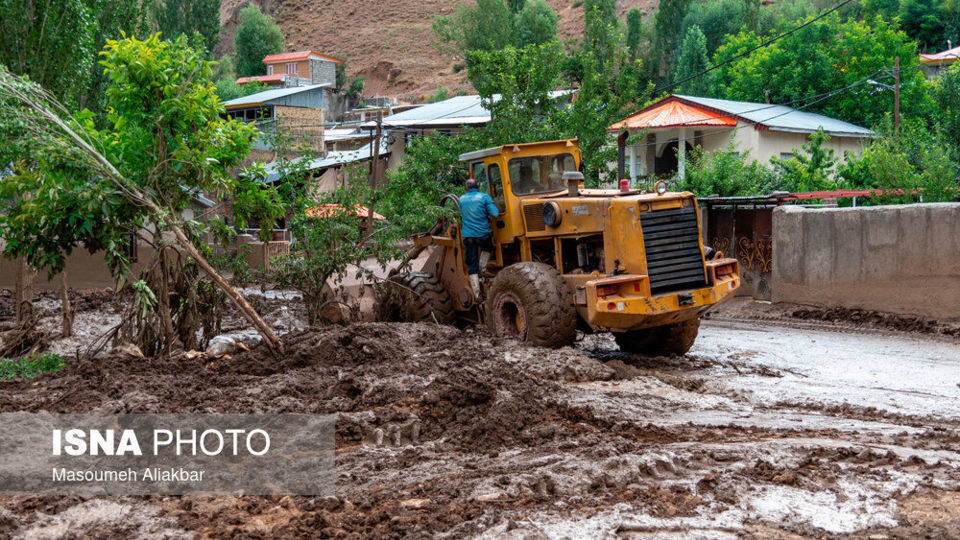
[377,140,740,355]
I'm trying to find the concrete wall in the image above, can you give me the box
[772,204,960,318]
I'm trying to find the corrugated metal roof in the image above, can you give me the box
[655,95,873,137]
[223,84,330,108]
[260,140,390,183]
[920,45,960,64]
[263,51,345,64]
[362,90,575,129]
[611,100,736,131]
[677,95,873,136]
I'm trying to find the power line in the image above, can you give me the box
[655,0,857,95]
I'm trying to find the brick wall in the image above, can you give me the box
[275,106,325,152]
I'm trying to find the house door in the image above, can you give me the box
[654,141,694,176]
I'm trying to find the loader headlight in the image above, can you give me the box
[655,181,668,195]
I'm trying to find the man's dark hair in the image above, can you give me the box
[465,177,478,189]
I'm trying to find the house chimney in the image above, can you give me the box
[563,171,584,197]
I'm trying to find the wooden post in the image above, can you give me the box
[60,270,73,337]
[366,111,383,234]
[15,257,34,324]
[893,56,900,134]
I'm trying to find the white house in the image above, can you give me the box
[610,94,874,181]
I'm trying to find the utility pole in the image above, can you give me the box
[366,110,382,234]
[894,56,900,134]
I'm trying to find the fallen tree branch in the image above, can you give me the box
[0,74,284,356]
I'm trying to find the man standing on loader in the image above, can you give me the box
[459,177,499,298]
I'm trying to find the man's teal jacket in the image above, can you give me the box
[459,188,499,238]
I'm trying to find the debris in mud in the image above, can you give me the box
[0,304,958,537]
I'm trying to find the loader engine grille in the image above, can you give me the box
[523,203,546,232]
[640,206,707,294]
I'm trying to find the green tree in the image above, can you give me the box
[234,4,284,77]
[151,0,220,54]
[674,25,710,95]
[771,129,838,192]
[839,121,958,202]
[80,0,147,114]
[650,0,690,81]
[899,0,948,51]
[515,0,559,47]
[0,35,272,355]
[934,62,960,150]
[711,13,930,128]
[681,0,762,55]
[507,0,526,14]
[626,7,644,60]
[467,43,565,142]
[432,0,513,59]
[679,135,775,196]
[0,0,96,106]
[215,78,270,101]
[431,85,452,102]
[272,173,403,324]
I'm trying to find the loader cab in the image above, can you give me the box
[459,140,582,248]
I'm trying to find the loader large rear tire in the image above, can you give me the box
[485,262,576,348]
[614,318,700,356]
[376,272,455,324]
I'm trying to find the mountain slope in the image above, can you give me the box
[218,0,659,99]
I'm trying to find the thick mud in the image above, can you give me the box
[1,293,959,538]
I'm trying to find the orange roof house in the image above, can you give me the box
[609,94,872,181]
[238,50,345,88]
[920,45,959,79]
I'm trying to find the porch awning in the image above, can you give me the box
[609,99,737,131]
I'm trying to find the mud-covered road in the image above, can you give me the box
[1,295,959,538]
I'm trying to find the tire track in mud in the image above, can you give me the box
[0,318,958,538]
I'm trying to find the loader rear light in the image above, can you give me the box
[715,264,734,277]
[597,284,619,297]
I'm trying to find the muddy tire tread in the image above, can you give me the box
[378,272,455,323]
[486,262,576,347]
[615,318,701,356]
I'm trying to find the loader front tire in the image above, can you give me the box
[485,262,576,348]
[376,272,455,324]
[614,318,701,356]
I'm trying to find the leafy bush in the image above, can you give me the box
[679,135,776,196]
[771,129,839,192]
[839,121,959,203]
[0,353,65,380]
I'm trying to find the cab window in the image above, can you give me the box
[488,163,504,210]
[471,161,488,192]
[508,153,577,195]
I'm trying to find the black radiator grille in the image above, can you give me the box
[640,206,707,293]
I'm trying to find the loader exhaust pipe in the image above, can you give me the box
[563,171,584,197]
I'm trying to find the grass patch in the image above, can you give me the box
[0,352,66,380]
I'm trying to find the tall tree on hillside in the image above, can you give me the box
[583,0,619,74]
[508,0,526,14]
[151,0,220,53]
[899,0,949,51]
[0,0,96,106]
[674,25,710,96]
[515,0,559,47]
[626,7,644,60]
[650,0,690,81]
[433,0,514,58]
[80,0,147,113]
[234,4,284,77]
[681,0,762,56]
